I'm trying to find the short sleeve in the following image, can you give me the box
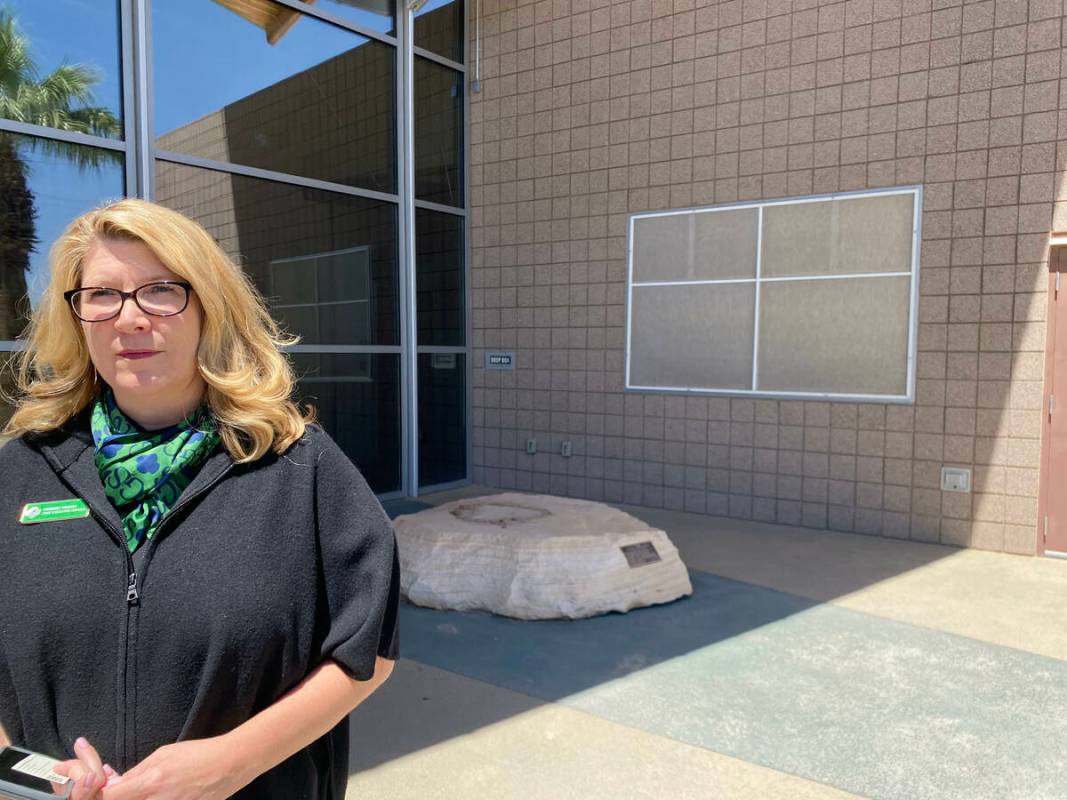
[313,436,400,680]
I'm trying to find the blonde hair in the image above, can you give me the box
[3,198,314,462]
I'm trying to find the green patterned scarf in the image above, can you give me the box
[91,389,221,553]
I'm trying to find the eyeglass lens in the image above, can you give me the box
[72,284,188,321]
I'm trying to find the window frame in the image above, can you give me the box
[624,186,923,404]
[0,0,471,497]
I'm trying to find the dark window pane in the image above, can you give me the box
[414,57,463,207]
[418,353,465,487]
[414,0,462,63]
[292,352,400,493]
[0,133,124,340]
[416,208,464,346]
[154,0,396,194]
[291,0,395,36]
[155,162,399,345]
[0,2,124,139]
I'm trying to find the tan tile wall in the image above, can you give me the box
[468,0,1067,553]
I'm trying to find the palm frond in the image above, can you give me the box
[0,10,120,144]
[38,63,100,109]
[28,134,123,171]
[0,10,37,95]
[66,106,121,139]
[0,9,123,179]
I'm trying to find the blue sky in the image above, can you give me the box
[153,0,378,134]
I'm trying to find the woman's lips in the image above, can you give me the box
[118,350,159,360]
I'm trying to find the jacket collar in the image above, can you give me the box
[33,407,235,538]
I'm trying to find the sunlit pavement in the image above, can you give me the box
[355,488,1067,800]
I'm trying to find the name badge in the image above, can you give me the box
[19,499,90,524]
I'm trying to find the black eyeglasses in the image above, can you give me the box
[64,281,194,323]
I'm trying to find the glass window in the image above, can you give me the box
[416,208,463,346]
[632,208,758,283]
[291,352,401,493]
[0,2,124,139]
[762,193,915,278]
[0,133,125,340]
[629,284,755,391]
[418,352,465,486]
[626,189,919,400]
[153,0,396,194]
[758,276,911,396]
[290,0,395,36]
[414,57,462,207]
[154,162,399,346]
[415,0,462,63]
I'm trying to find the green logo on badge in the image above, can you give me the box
[19,499,90,524]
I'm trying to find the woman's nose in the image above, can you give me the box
[113,296,150,331]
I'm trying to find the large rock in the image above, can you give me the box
[394,493,693,620]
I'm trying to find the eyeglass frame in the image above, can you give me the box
[63,280,195,323]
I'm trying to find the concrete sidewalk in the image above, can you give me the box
[350,488,1066,800]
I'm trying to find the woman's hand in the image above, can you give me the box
[95,657,392,798]
[100,738,241,800]
[52,737,121,799]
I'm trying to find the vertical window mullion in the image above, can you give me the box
[906,190,923,402]
[120,0,138,197]
[398,2,419,495]
[132,0,153,198]
[625,215,635,391]
[752,205,763,392]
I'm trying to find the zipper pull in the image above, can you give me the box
[126,572,139,605]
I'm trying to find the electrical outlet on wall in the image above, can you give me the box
[561,441,573,457]
[941,467,971,493]
[526,438,537,455]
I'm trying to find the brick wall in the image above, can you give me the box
[468,0,1067,553]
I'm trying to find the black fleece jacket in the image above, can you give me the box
[0,415,400,799]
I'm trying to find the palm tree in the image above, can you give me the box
[0,7,121,342]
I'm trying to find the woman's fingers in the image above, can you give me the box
[74,737,105,777]
[69,769,104,800]
[69,737,106,798]
[102,764,122,786]
[53,758,89,783]
[52,740,117,798]
[51,760,86,797]
[51,761,77,778]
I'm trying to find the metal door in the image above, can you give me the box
[1040,246,1067,556]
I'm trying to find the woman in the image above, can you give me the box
[0,199,399,799]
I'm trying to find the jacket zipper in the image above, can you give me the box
[126,571,139,604]
[121,462,235,605]
[85,507,140,605]
[81,461,234,769]
[118,462,235,767]
[81,507,139,771]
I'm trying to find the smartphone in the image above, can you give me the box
[0,747,72,800]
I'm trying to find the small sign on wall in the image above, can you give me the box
[431,353,457,370]
[486,351,515,370]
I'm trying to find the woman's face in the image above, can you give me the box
[79,238,205,415]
